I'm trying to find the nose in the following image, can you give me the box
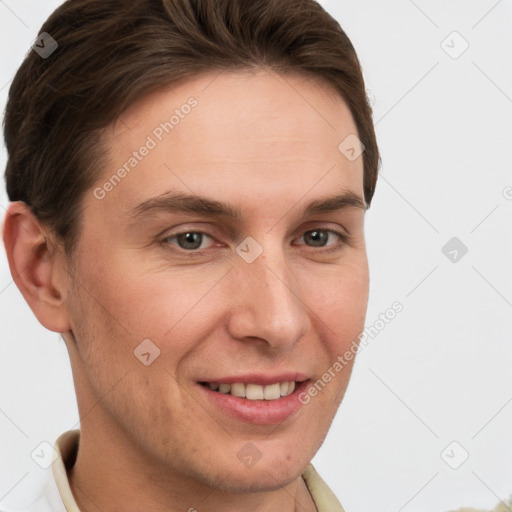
[226,248,311,349]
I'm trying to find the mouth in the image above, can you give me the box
[197,377,311,425]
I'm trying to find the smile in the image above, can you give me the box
[197,377,310,425]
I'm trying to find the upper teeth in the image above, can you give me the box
[207,381,296,400]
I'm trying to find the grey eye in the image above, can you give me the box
[176,232,204,250]
[303,230,330,247]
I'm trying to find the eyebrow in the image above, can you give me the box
[129,190,366,221]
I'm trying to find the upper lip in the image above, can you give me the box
[198,372,310,386]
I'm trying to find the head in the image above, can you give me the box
[3,0,379,496]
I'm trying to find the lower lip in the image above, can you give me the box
[198,381,309,425]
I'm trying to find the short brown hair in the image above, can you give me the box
[3,0,380,258]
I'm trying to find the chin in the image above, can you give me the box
[211,465,302,494]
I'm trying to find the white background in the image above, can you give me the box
[1,1,511,511]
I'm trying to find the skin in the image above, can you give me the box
[3,69,369,512]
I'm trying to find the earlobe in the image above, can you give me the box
[2,201,72,333]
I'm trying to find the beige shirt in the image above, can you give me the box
[11,429,346,512]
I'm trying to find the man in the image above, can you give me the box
[1,0,379,510]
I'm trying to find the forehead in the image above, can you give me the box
[94,69,364,218]
[113,69,352,136]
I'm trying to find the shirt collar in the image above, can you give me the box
[52,430,80,512]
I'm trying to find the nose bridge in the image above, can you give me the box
[227,245,310,347]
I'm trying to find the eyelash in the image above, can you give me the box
[161,229,350,255]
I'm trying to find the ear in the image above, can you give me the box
[2,201,72,333]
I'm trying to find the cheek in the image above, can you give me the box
[78,247,201,334]
[67,251,157,388]
[300,264,368,415]
[305,259,369,352]
[121,269,226,344]
[82,260,231,382]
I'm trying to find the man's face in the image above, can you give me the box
[64,70,369,491]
